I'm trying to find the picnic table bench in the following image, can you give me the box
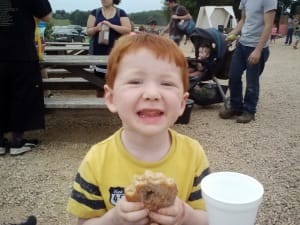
[46,41,90,46]
[45,45,89,55]
[41,55,108,109]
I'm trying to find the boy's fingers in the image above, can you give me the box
[119,199,145,212]
[149,211,174,225]
[123,209,149,223]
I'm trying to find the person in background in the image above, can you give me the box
[0,0,52,156]
[67,34,210,225]
[219,0,277,123]
[270,23,278,44]
[138,25,146,33]
[189,41,212,78]
[285,14,295,46]
[293,24,300,49]
[147,19,159,35]
[129,21,137,35]
[161,0,192,45]
[86,0,131,96]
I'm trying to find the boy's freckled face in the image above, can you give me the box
[107,48,188,136]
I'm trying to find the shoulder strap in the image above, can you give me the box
[116,7,120,18]
[95,7,101,18]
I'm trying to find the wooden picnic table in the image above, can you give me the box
[45,45,90,55]
[41,55,109,109]
[46,41,90,46]
[41,55,108,88]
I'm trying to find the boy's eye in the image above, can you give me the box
[128,79,142,85]
[161,81,175,86]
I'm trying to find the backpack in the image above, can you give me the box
[89,7,121,54]
[175,6,195,36]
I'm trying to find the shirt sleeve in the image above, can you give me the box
[90,8,97,17]
[239,0,245,11]
[264,0,278,13]
[187,142,210,210]
[119,8,128,18]
[67,149,106,219]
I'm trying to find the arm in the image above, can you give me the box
[229,11,245,37]
[160,23,170,35]
[183,205,208,225]
[102,16,131,35]
[172,6,192,21]
[248,10,276,64]
[86,14,102,37]
[172,13,192,21]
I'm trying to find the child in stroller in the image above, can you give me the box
[187,27,235,108]
[188,40,212,78]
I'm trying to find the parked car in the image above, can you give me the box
[51,28,85,42]
[66,25,83,34]
[81,27,87,36]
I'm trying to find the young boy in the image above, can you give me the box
[67,34,210,225]
[189,42,211,78]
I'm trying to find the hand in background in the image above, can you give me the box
[102,20,112,28]
[248,49,261,65]
[95,22,103,32]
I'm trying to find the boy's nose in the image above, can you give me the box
[142,83,161,100]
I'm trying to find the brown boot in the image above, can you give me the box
[236,112,255,123]
[219,108,242,119]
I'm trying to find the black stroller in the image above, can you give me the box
[187,28,235,109]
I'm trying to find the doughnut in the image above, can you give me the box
[125,170,178,211]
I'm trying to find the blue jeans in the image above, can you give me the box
[229,43,269,114]
[285,28,294,45]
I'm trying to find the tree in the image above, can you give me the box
[129,10,167,25]
[69,10,90,26]
[53,10,70,19]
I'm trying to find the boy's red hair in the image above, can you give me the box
[106,34,189,92]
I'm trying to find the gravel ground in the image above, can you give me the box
[0,38,299,225]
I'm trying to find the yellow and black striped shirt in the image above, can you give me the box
[67,128,210,219]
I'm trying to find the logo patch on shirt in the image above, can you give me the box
[109,187,125,205]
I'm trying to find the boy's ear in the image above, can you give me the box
[179,92,190,115]
[104,84,118,113]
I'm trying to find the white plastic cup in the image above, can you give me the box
[201,172,264,225]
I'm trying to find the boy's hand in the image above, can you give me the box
[112,197,150,225]
[148,197,186,225]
